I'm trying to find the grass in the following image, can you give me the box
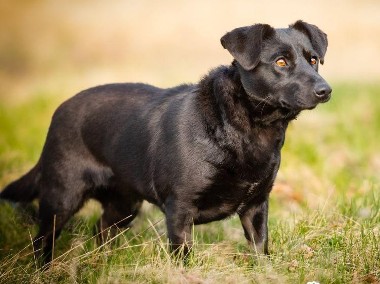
[0,83,379,283]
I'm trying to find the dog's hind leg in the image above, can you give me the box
[33,179,88,267]
[95,187,142,244]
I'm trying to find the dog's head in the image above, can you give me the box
[221,20,331,111]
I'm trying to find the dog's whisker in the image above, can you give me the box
[253,95,271,112]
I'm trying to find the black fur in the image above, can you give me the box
[0,20,331,265]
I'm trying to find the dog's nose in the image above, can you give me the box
[314,83,332,100]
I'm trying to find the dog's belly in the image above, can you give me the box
[191,179,266,225]
[193,202,241,224]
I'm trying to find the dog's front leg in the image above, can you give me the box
[239,199,269,255]
[165,197,193,258]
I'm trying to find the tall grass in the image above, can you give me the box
[0,83,379,283]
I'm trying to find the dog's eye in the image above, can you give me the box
[275,58,287,67]
[310,57,318,65]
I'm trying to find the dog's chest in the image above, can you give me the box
[248,124,285,162]
[193,156,280,224]
[192,126,285,224]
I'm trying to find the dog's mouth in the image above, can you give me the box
[318,93,331,104]
[306,92,332,109]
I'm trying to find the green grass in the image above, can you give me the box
[0,83,379,283]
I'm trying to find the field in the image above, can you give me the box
[0,83,379,283]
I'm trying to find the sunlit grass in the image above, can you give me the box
[0,83,379,283]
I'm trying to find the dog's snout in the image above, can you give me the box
[314,83,332,101]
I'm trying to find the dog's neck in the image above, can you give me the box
[197,64,299,132]
[196,64,295,167]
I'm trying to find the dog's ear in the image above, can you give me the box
[221,24,275,70]
[291,20,328,64]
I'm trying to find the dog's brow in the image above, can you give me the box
[271,46,294,60]
[302,48,313,59]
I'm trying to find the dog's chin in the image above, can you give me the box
[296,98,331,111]
[298,102,326,111]
[280,103,315,112]
[302,104,317,110]
[280,93,331,111]
[301,97,331,110]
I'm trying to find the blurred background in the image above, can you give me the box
[1,0,379,102]
[1,2,380,281]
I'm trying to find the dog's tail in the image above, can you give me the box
[0,164,41,203]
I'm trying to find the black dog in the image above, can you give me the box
[1,20,331,265]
